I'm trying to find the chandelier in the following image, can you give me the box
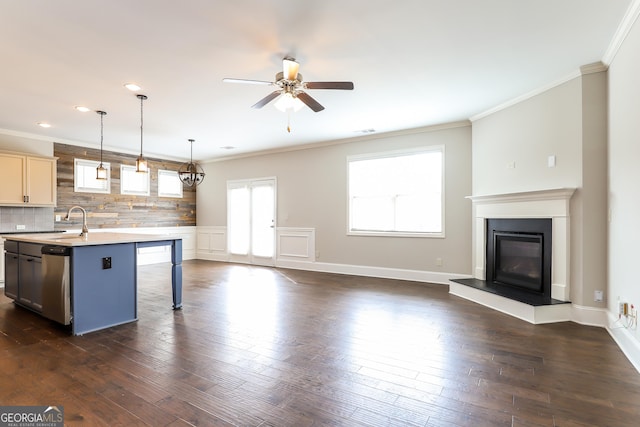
[178,139,205,186]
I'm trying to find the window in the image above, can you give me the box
[348,146,444,237]
[158,169,183,198]
[120,164,150,196]
[74,158,110,193]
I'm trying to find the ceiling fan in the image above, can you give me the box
[223,57,354,113]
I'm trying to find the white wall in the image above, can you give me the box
[608,12,640,360]
[0,134,54,157]
[197,123,473,276]
[472,78,583,195]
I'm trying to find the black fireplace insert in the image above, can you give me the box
[486,218,552,299]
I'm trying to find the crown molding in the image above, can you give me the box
[602,0,640,65]
[469,70,581,122]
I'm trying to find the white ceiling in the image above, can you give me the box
[0,0,633,162]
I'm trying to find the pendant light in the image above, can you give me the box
[135,94,148,173]
[178,139,205,186]
[95,110,108,180]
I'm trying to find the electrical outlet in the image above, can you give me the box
[102,257,112,269]
[436,257,443,267]
[594,290,603,302]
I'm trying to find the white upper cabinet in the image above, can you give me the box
[0,152,57,206]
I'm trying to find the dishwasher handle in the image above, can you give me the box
[42,245,71,256]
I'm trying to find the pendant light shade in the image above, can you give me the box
[96,110,108,180]
[136,94,148,173]
[178,139,205,187]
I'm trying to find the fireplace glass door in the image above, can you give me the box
[493,233,543,292]
[486,217,552,299]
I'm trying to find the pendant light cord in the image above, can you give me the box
[100,112,104,164]
[139,95,144,156]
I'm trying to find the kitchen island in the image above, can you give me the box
[3,232,182,335]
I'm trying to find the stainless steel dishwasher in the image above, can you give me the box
[41,245,71,325]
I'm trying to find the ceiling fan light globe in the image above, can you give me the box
[274,93,304,112]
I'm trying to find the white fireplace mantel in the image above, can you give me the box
[467,188,576,301]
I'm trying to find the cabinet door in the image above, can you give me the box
[4,252,19,300]
[0,153,26,204]
[18,255,43,311]
[0,242,4,284]
[30,257,43,311]
[26,157,56,206]
[18,254,32,305]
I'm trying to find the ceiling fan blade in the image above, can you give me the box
[305,81,354,90]
[251,91,282,109]
[223,78,273,85]
[297,92,325,112]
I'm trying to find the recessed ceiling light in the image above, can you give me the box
[355,128,376,134]
[37,122,52,128]
[124,83,141,92]
[74,105,91,112]
[220,146,235,150]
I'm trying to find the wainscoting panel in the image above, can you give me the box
[196,226,228,261]
[277,227,316,262]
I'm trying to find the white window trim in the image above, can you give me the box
[346,145,445,238]
[120,164,150,196]
[74,158,111,194]
[157,169,183,198]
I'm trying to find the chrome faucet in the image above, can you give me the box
[64,205,89,236]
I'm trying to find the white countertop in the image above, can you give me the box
[2,232,180,247]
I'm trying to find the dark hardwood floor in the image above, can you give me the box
[1,260,639,426]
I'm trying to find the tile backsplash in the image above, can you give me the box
[0,207,54,233]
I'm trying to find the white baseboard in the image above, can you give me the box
[570,304,610,327]
[607,313,640,373]
[196,251,230,262]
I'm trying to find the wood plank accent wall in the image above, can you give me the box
[54,143,196,231]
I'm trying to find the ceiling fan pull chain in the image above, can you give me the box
[287,111,292,133]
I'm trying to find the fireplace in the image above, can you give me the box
[486,218,552,300]
[449,189,574,323]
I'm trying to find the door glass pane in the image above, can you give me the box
[251,183,274,258]
[228,186,250,255]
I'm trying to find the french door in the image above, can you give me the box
[227,178,276,266]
